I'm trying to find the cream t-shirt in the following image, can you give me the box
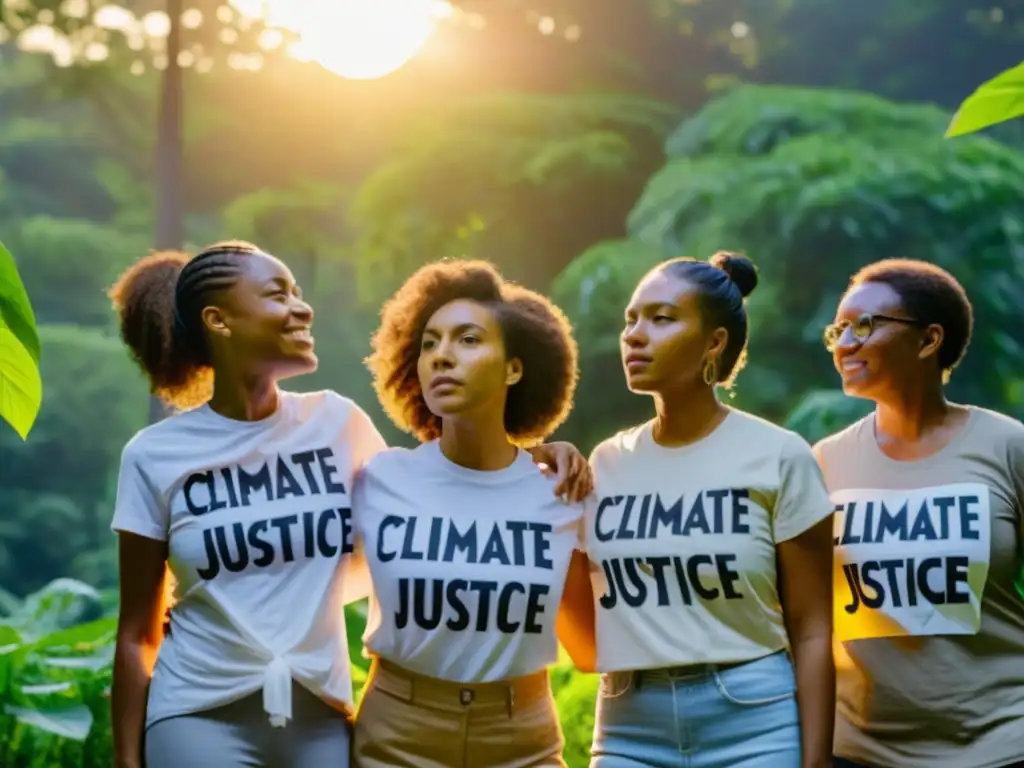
[111,390,385,729]
[815,406,1024,768]
[584,410,833,672]
[353,440,584,683]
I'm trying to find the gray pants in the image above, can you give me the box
[144,682,350,768]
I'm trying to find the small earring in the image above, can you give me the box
[702,358,718,387]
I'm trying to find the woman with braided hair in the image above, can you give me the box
[107,242,591,768]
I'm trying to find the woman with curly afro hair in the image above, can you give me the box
[351,259,596,768]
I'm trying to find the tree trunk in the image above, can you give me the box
[149,0,185,425]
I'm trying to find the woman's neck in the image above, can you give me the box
[207,373,279,422]
[652,383,728,447]
[438,414,517,471]
[874,378,954,442]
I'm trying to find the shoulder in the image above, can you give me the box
[966,406,1024,463]
[727,409,800,444]
[291,390,381,436]
[119,406,209,463]
[723,409,817,464]
[968,405,1024,440]
[360,443,422,481]
[285,389,361,420]
[589,421,651,468]
[811,413,873,466]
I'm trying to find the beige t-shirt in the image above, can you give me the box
[583,409,833,672]
[814,407,1024,768]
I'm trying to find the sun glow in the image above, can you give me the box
[231,0,445,80]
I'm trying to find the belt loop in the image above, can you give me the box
[507,685,515,718]
[634,671,643,691]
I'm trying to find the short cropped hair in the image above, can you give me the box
[848,258,973,372]
[367,260,579,446]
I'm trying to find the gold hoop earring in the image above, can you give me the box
[702,357,718,387]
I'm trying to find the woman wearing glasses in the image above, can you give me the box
[815,258,1024,768]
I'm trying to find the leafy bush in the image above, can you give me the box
[0,580,599,767]
[554,84,1024,447]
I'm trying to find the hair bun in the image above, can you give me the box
[709,251,758,298]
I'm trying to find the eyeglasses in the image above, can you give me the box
[823,313,923,352]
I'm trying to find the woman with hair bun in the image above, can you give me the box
[581,252,835,768]
[106,242,590,768]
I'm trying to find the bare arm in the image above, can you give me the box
[777,514,835,768]
[111,532,170,768]
[555,551,597,673]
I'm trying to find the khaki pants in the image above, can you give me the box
[353,657,566,768]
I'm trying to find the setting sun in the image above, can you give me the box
[231,0,443,80]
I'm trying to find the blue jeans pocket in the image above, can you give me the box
[713,651,796,706]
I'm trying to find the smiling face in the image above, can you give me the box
[828,281,940,400]
[620,269,726,395]
[202,252,318,380]
[417,298,523,421]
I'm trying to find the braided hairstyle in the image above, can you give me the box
[109,240,261,410]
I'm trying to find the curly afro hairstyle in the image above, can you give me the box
[367,259,579,446]
[107,240,262,410]
[848,258,974,375]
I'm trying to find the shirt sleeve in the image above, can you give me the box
[110,440,168,541]
[342,463,376,604]
[773,432,834,544]
[346,401,389,472]
[1007,427,1024,539]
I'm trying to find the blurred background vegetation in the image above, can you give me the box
[1,0,1023,765]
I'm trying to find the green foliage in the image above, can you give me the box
[0,584,598,767]
[0,324,149,595]
[947,60,1024,137]
[549,662,599,766]
[7,217,147,328]
[0,579,115,768]
[0,240,41,440]
[350,92,678,298]
[554,84,1024,447]
[550,239,667,448]
[783,389,873,446]
[221,181,349,262]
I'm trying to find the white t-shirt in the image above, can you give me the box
[353,440,584,683]
[111,390,386,729]
[583,410,833,672]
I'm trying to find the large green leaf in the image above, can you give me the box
[0,240,43,439]
[0,323,42,440]
[0,241,40,364]
[947,61,1024,138]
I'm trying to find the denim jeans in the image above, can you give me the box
[590,650,800,768]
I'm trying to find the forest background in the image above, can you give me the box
[1,1,1023,765]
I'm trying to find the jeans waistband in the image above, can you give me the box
[369,656,550,714]
[621,650,787,687]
